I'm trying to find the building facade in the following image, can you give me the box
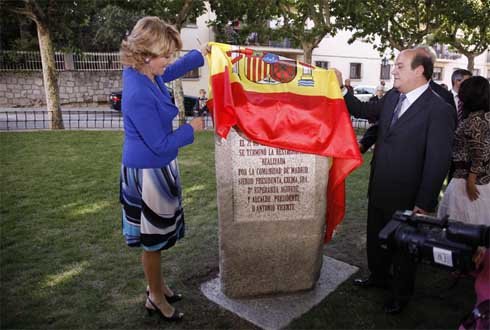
[179,7,489,97]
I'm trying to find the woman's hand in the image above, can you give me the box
[473,247,487,270]
[466,173,480,201]
[200,43,211,56]
[189,117,204,132]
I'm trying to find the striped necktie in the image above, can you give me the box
[457,98,463,123]
[390,93,406,128]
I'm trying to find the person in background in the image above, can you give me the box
[334,46,455,314]
[369,86,385,102]
[193,88,208,116]
[377,80,386,92]
[360,87,387,153]
[450,69,473,123]
[119,16,208,322]
[344,78,354,94]
[445,69,473,181]
[437,76,490,226]
[440,83,449,90]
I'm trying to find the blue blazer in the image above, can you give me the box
[121,50,204,168]
[345,87,456,212]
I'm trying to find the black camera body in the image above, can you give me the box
[379,210,490,272]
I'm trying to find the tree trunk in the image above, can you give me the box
[302,43,313,65]
[173,52,187,126]
[173,78,187,126]
[465,54,475,73]
[37,20,64,129]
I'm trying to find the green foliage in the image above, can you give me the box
[150,0,207,29]
[343,0,442,53]
[208,0,279,45]
[1,0,206,52]
[344,0,490,68]
[92,5,146,51]
[433,0,490,70]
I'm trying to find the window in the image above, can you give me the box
[472,68,480,76]
[350,63,362,79]
[380,64,391,80]
[432,67,443,81]
[315,61,329,69]
[183,68,199,79]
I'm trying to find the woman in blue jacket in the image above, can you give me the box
[119,16,207,322]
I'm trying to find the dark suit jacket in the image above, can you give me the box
[345,87,456,213]
[359,123,378,153]
[359,83,454,153]
[430,80,456,109]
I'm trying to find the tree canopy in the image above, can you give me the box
[274,0,353,63]
[2,0,488,70]
[342,0,490,70]
[1,0,206,52]
[433,0,490,71]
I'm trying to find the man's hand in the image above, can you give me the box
[473,247,487,270]
[413,206,428,215]
[359,142,367,154]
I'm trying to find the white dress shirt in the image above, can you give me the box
[398,82,430,118]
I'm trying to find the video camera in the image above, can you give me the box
[379,210,489,273]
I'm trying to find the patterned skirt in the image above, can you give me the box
[119,160,185,251]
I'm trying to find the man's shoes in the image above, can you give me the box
[353,276,390,289]
[383,298,408,314]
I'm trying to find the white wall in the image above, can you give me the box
[180,3,215,97]
[313,30,391,88]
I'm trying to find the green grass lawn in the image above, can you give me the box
[0,131,475,329]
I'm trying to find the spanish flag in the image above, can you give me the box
[207,42,362,243]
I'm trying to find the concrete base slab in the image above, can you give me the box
[200,256,358,330]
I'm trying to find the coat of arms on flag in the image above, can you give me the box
[225,46,312,86]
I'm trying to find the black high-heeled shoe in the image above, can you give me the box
[145,297,184,322]
[146,288,183,303]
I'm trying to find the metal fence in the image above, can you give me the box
[0,51,65,71]
[0,110,123,130]
[72,52,121,71]
[0,110,369,133]
[0,110,217,131]
[0,50,121,71]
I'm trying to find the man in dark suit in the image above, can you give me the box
[359,78,455,154]
[335,48,456,313]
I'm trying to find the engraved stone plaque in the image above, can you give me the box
[215,128,329,298]
[231,131,316,222]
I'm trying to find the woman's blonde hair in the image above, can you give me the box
[120,16,183,69]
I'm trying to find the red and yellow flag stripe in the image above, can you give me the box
[207,42,362,243]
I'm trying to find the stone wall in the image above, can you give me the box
[0,71,122,107]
